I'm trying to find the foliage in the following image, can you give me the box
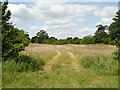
[66,37,73,44]
[42,37,57,44]
[94,24,108,44]
[113,49,120,61]
[80,36,95,44]
[2,1,30,61]
[108,10,120,47]
[31,31,81,45]
[2,55,45,73]
[56,39,67,45]
[31,30,49,44]
[73,37,81,44]
[108,10,120,61]
[103,37,110,44]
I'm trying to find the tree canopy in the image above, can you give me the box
[94,24,108,44]
[108,10,120,47]
[1,1,30,61]
[108,10,120,61]
[31,30,49,44]
[80,36,95,44]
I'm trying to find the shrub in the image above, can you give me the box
[2,55,45,73]
[80,36,95,44]
[56,39,66,45]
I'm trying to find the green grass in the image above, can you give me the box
[2,55,45,73]
[2,65,103,88]
[81,55,118,74]
[2,44,118,88]
[80,55,118,88]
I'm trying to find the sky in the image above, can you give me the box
[5,0,119,39]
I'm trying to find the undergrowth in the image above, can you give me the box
[81,55,118,75]
[2,55,45,73]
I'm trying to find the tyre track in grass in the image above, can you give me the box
[68,51,104,87]
[68,51,83,72]
[43,50,61,71]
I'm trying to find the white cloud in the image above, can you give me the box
[8,1,99,23]
[45,19,71,25]
[28,26,41,38]
[94,6,117,18]
[79,28,96,33]
[78,18,86,23]
[8,0,119,3]
[8,1,117,38]
[94,6,117,25]
[8,4,34,25]
[67,0,119,2]
[30,26,41,30]
[96,18,113,25]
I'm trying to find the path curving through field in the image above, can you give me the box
[43,50,61,71]
[68,51,82,71]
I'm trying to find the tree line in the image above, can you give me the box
[31,31,81,45]
[31,23,119,46]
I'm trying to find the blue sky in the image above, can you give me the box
[7,0,118,39]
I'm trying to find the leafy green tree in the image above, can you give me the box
[94,24,108,43]
[31,36,39,43]
[108,10,120,61]
[103,37,110,44]
[2,1,30,61]
[36,30,49,44]
[42,37,57,44]
[56,39,66,45]
[14,30,30,46]
[66,37,73,44]
[108,10,120,47]
[73,37,80,44]
[80,36,95,44]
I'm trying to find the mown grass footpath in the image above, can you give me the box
[2,44,118,88]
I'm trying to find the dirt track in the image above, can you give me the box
[44,50,61,71]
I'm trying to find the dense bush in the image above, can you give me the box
[55,39,67,45]
[72,37,81,44]
[80,36,95,44]
[42,37,57,44]
[2,55,45,73]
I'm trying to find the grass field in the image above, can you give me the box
[2,43,118,88]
